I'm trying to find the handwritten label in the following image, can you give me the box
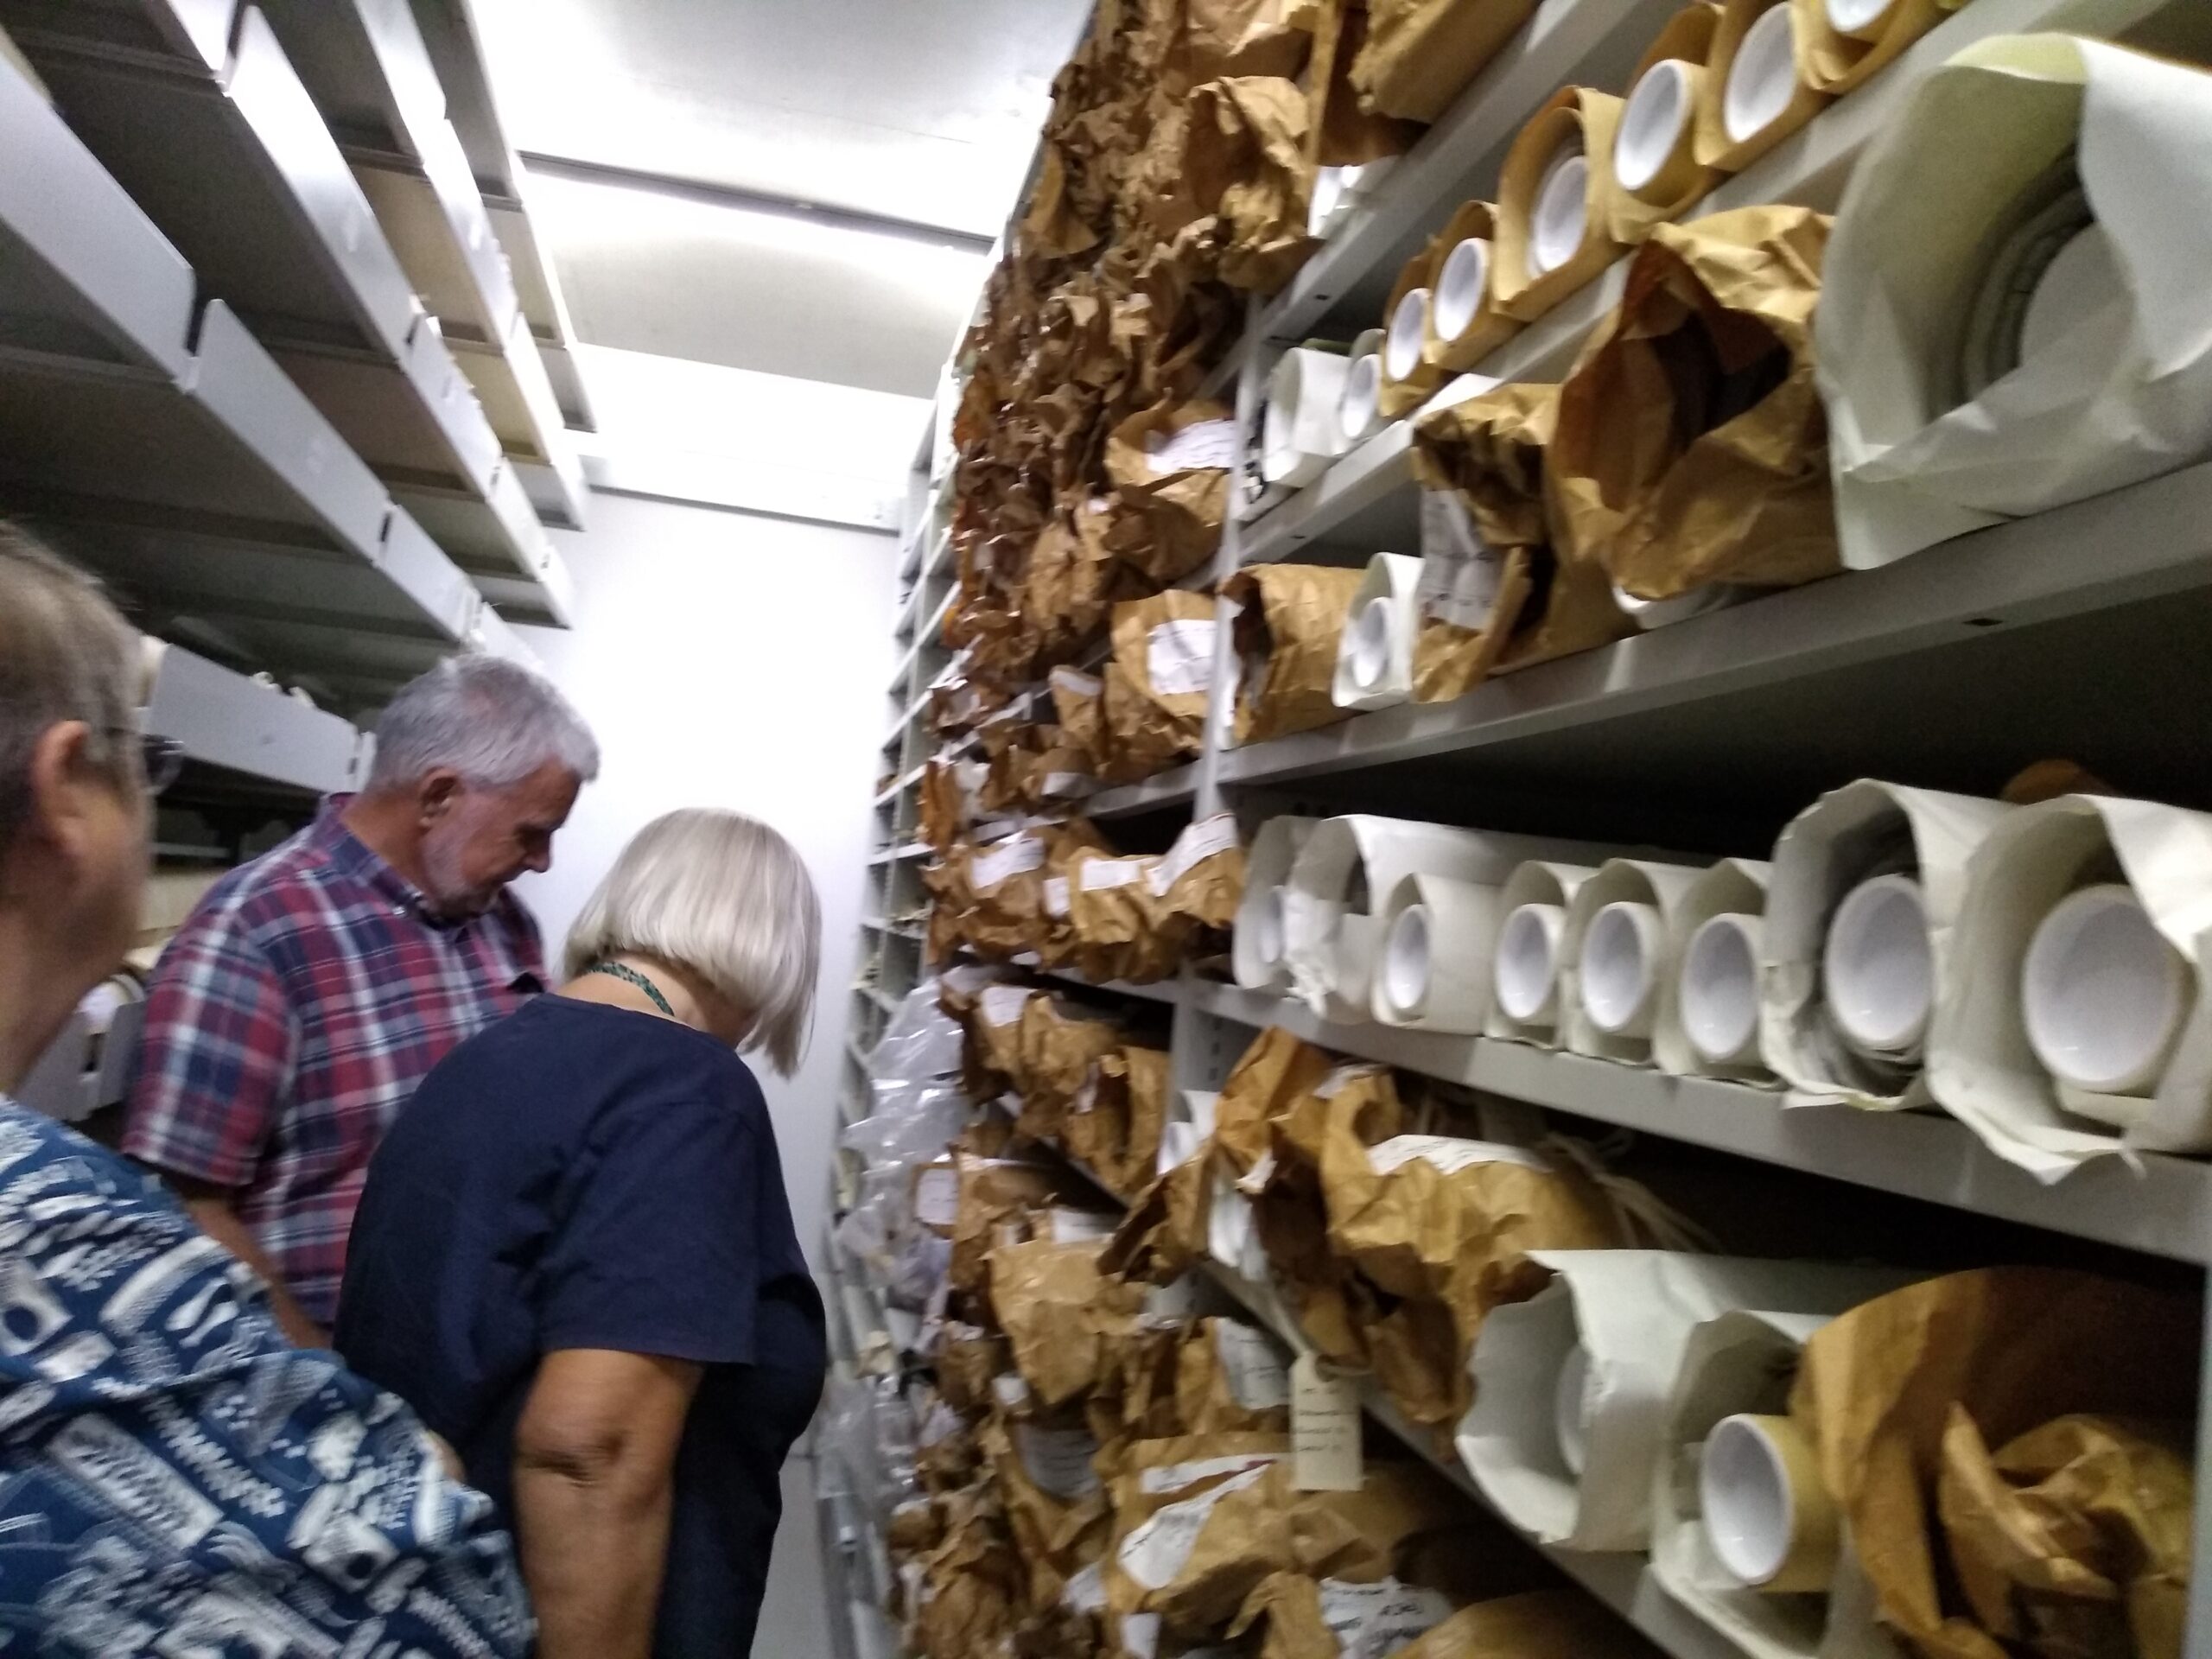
[1416,490,1508,632]
[979,986,1033,1028]
[1215,1320,1292,1411]
[1291,1353,1363,1492]
[1367,1135,1553,1176]
[1146,620,1217,698]
[1319,1579,1457,1659]
[970,835,1044,891]
[1149,813,1241,898]
[1080,857,1150,893]
[1119,1464,1270,1589]
[1044,877,1071,918]
[1145,417,1239,475]
[1136,1451,1283,1495]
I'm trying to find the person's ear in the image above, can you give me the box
[4,724,105,899]
[416,768,465,827]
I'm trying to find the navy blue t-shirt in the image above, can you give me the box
[334,994,827,1657]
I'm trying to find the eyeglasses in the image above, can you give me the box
[110,729,186,796]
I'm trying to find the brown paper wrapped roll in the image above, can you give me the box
[1187,0,1319,81]
[1551,206,1840,601]
[1186,76,1320,293]
[1106,397,1236,583]
[1100,1154,1213,1284]
[1223,563,1366,744]
[1790,1268,2202,1659]
[1791,0,1966,96]
[1492,88,1628,324]
[1351,0,1541,124]
[1100,591,1218,783]
[1421,201,1522,374]
[1213,1025,1340,1174]
[1016,997,1127,1141]
[1408,384,1630,702]
[988,1236,1145,1408]
[1306,0,1425,169]
[1605,4,1725,241]
[1377,237,1449,417]
[1694,0,1830,174]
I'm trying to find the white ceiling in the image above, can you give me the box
[477,0,1093,238]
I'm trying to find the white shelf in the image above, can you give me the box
[1040,967,1182,1007]
[1087,765,1200,820]
[1187,982,2212,1266]
[147,642,364,795]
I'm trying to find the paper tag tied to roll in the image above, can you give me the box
[1148,813,1243,898]
[1145,418,1239,475]
[1319,1579,1457,1659]
[1367,1134,1554,1176]
[1215,1319,1293,1410]
[970,835,1045,891]
[979,986,1033,1028]
[1080,857,1150,893]
[1147,620,1218,697]
[1291,1353,1363,1491]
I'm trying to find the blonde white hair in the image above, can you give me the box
[564,809,821,1075]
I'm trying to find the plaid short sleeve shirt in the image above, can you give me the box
[124,797,544,1325]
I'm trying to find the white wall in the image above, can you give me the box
[514,487,895,1656]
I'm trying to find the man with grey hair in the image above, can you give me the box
[126,653,599,1345]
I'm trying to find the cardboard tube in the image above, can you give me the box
[1263,347,1351,487]
[1616,59,1706,202]
[1377,236,1447,417]
[1527,146,1591,277]
[1331,552,1422,713]
[1423,200,1522,372]
[1695,0,1828,175]
[1681,913,1765,1068]
[1822,873,1933,1059]
[2021,883,2190,1100]
[1232,816,1319,990]
[1553,1342,1592,1477]
[1384,286,1431,385]
[1494,90,1627,324]
[1372,872,1509,1032]
[1700,1414,1840,1594]
[1580,901,1667,1038]
[1338,327,1388,448]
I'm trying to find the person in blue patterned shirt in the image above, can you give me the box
[0,522,531,1656]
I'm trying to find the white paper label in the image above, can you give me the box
[971,835,1045,891]
[1042,771,1096,798]
[1136,1451,1283,1495]
[1416,536,1507,632]
[992,1371,1032,1412]
[1143,1274,1201,1325]
[1122,1612,1161,1659]
[1050,666,1103,699]
[1079,856,1149,893]
[1367,1135,1554,1176]
[1049,1208,1117,1243]
[1319,1579,1457,1659]
[1045,876,1072,918]
[1312,1063,1382,1101]
[912,1165,959,1228]
[1119,1465,1271,1589]
[1014,1422,1102,1500]
[1148,813,1241,898]
[1146,620,1218,698]
[1214,1320,1292,1412]
[1071,1071,1100,1115]
[1145,418,1238,475]
[1062,1561,1107,1615]
[980,986,1033,1028]
[1291,1353,1363,1492]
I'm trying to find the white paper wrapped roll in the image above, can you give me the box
[1929,794,2212,1176]
[1371,872,1509,1032]
[1458,1252,1910,1552]
[1484,861,1602,1047]
[1761,780,2013,1109]
[1338,327,1388,448]
[1649,1309,1884,1657]
[1331,553,1422,713]
[1820,36,2212,569]
[1232,816,1319,991]
[1286,820,1618,1026]
[1653,858,1775,1080]
[1526,144,1592,278]
[1263,348,1351,489]
[1560,858,1704,1064]
[1615,56,1703,202]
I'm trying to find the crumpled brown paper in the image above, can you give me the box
[1307,1,1426,169]
[1187,0,1316,81]
[1068,847,1183,985]
[1791,1267,2202,1659]
[1016,997,1128,1144]
[1551,206,1840,601]
[1186,77,1319,293]
[1791,0,1966,95]
[1065,1045,1174,1200]
[1102,590,1217,783]
[1102,1153,1214,1285]
[1351,0,1539,123]
[1106,397,1235,584]
[948,1156,1080,1292]
[1408,384,1629,702]
[1224,563,1367,745]
[1937,1408,2191,1659]
[989,1235,1147,1408]
[1213,1026,1340,1175]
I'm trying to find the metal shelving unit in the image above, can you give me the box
[845,0,2212,1652]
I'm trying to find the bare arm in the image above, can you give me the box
[167,1175,327,1349]
[514,1348,701,1659]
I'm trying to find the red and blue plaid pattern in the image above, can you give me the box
[124,797,544,1325]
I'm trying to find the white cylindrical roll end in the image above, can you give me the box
[2022,882,2191,1097]
[1822,873,1933,1058]
[1495,903,1567,1024]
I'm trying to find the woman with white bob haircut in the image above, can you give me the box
[336,808,828,1659]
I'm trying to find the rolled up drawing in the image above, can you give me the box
[1696,0,1830,175]
[1761,780,2013,1110]
[1484,861,1608,1047]
[1262,346,1351,490]
[1338,327,1389,448]
[1605,4,1724,240]
[1370,872,1508,1033]
[1494,87,1628,323]
[1421,200,1520,374]
[1377,238,1446,418]
[1560,858,1705,1064]
[1459,1250,1908,1553]
[1929,793,2212,1178]
[1232,815,1320,992]
[1653,857,1775,1081]
[1331,552,1423,713]
[1791,0,1967,96]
